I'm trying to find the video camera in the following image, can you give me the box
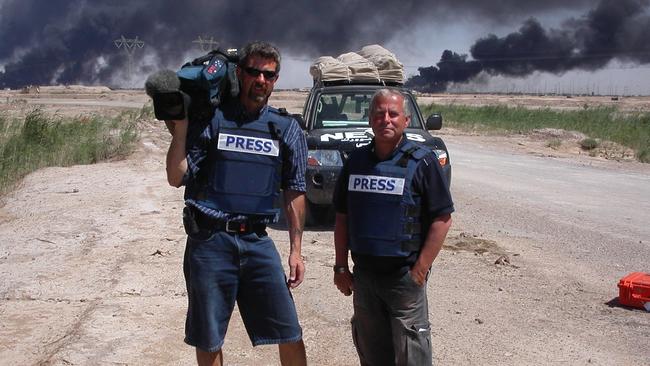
[145,48,240,122]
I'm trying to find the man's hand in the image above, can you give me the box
[284,191,306,289]
[287,252,305,289]
[164,118,188,136]
[333,213,352,295]
[410,213,452,287]
[334,269,354,296]
[409,263,428,287]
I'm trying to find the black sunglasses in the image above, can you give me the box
[243,66,278,80]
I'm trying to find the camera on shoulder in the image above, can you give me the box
[152,91,186,120]
[145,47,239,123]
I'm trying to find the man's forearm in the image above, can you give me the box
[415,214,452,270]
[283,190,306,255]
[333,212,353,295]
[165,119,188,187]
[334,213,350,268]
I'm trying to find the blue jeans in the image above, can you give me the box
[351,267,432,366]
[183,229,302,352]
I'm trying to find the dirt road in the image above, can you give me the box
[0,89,649,365]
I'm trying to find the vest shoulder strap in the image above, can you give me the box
[396,141,428,167]
[267,121,282,140]
[277,107,289,116]
[267,106,290,117]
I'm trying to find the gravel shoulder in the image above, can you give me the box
[0,89,648,365]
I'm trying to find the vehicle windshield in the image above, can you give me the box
[312,91,422,129]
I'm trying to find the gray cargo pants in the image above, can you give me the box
[351,267,432,366]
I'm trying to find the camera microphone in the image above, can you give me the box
[145,69,181,97]
[144,70,187,120]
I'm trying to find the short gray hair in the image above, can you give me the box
[238,41,282,73]
[369,88,410,117]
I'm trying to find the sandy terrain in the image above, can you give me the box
[0,87,649,365]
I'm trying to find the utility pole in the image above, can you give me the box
[113,35,145,87]
[192,36,219,52]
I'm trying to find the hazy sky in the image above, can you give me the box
[1,0,649,95]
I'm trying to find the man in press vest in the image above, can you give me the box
[333,89,454,365]
[165,41,307,366]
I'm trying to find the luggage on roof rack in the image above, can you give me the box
[336,52,379,83]
[309,56,348,83]
[310,44,404,85]
[358,45,404,84]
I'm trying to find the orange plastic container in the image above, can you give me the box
[617,272,650,309]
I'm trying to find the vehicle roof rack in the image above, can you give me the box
[310,45,406,87]
[314,79,404,87]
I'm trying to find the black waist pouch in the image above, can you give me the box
[182,206,201,236]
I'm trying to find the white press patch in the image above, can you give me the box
[217,133,280,156]
[348,174,405,195]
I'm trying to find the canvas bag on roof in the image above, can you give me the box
[337,52,380,82]
[309,56,349,82]
[358,44,404,84]
[309,45,404,84]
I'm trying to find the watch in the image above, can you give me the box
[333,265,348,274]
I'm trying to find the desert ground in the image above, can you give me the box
[0,87,649,365]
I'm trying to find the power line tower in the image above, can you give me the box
[192,36,219,52]
[113,35,145,87]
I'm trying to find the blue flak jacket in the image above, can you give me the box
[195,107,291,216]
[346,140,429,257]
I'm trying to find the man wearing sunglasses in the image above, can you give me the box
[165,41,307,366]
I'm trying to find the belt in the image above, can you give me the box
[194,210,266,235]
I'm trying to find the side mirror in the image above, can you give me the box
[425,113,442,130]
[292,113,306,130]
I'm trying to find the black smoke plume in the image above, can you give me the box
[407,0,650,92]
[0,0,592,88]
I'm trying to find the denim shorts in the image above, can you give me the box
[183,229,302,352]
